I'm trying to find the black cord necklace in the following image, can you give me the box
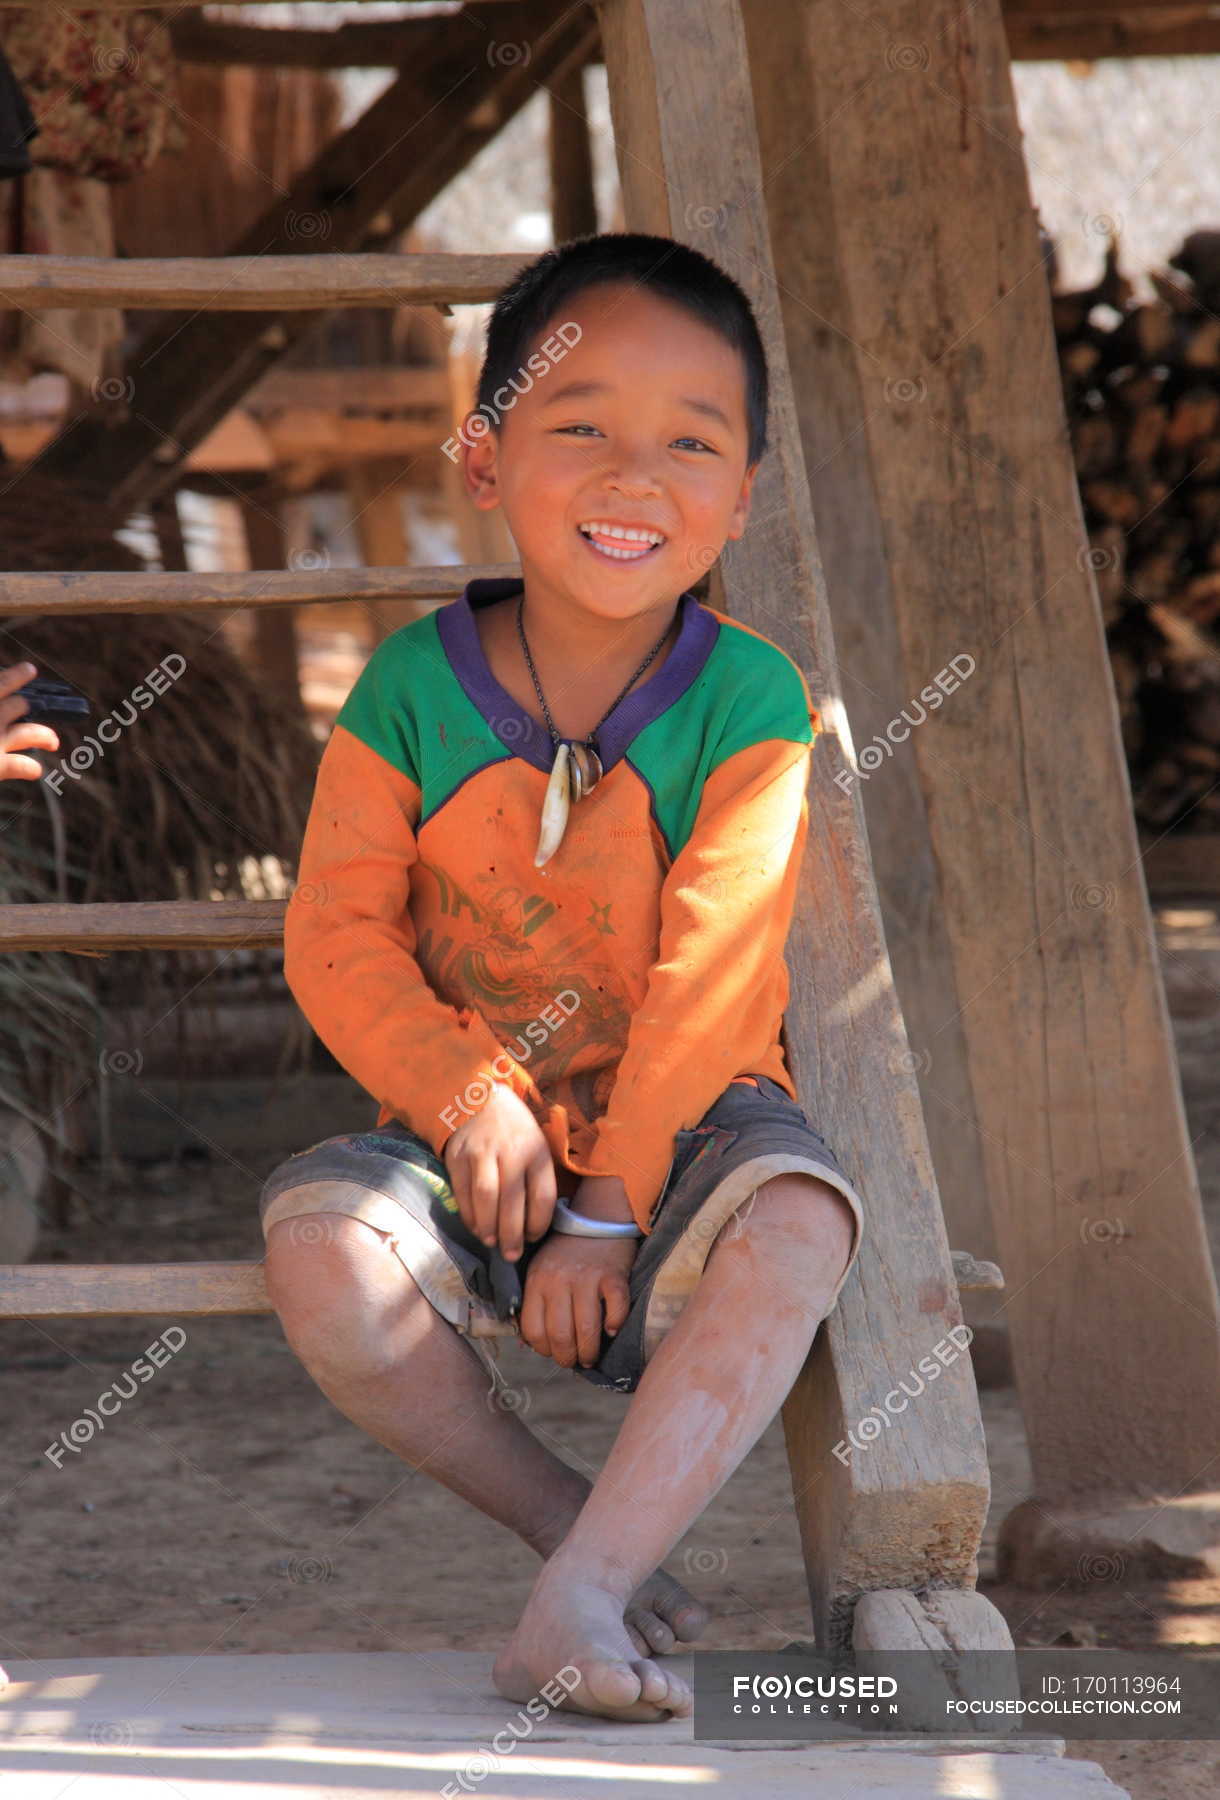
[516,592,674,868]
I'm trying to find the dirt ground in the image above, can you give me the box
[3,903,1220,1798]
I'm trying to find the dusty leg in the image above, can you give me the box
[493,1174,857,1720]
[263,1216,707,1650]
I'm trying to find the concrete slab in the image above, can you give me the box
[0,1651,1132,1798]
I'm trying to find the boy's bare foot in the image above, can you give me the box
[624,1567,709,1656]
[494,1567,693,1721]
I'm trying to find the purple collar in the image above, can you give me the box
[435,576,719,775]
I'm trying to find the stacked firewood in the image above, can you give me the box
[1056,230,1220,832]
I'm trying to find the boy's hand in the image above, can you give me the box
[442,1083,557,1261]
[519,1232,636,1368]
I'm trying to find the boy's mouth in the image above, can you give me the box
[577,520,667,564]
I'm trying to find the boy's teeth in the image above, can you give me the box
[579,521,664,560]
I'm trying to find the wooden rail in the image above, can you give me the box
[0,902,285,953]
[0,1252,1002,1321]
[0,253,526,311]
[0,564,518,616]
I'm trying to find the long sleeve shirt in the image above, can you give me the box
[282,575,820,1234]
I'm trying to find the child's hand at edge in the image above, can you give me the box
[442,1083,557,1261]
[0,662,59,781]
[519,1233,636,1368]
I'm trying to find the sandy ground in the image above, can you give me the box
[3,903,1220,1797]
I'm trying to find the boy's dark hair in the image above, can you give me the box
[476,231,769,466]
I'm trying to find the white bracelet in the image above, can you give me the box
[551,1197,643,1239]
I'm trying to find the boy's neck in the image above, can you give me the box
[513,573,682,679]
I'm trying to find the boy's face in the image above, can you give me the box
[462,282,758,620]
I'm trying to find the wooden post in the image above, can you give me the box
[739,3,1004,1363]
[344,459,434,645]
[550,61,598,243]
[744,0,1220,1584]
[239,491,306,722]
[597,0,1007,1654]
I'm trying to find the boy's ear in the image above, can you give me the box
[460,420,502,512]
[724,461,759,542]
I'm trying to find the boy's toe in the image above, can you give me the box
[624,1606,675,1653]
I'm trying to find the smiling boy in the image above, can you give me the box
[260,233,864,1722]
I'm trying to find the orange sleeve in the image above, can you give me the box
[580,734,813,1231]
[282,722,545,1158]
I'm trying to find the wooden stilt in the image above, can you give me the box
[746,0,1220,1585]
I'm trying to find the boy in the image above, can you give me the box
[260,233,864,1723]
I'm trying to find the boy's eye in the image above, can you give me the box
[554,425,714,453]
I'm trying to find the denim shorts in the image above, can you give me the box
[258,1073,864,1394]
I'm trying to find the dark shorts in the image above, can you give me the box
[258,1073,864,1394]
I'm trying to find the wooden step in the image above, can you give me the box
[0,901,285,952]
[0,1251,1001,1321]
[0,252,524,311]
[0,563,517,616]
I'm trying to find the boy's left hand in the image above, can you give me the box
[519,1229,636,1369]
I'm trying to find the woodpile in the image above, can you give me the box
[1057,230,1220,832]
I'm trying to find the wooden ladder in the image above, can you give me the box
[0,0,1014,1666]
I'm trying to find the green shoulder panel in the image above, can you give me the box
[334,609,508,816]
[629,617,815,859]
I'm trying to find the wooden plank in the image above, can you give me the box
[0,1263,273,1317]
[0,253,524,312]
[170,17,445,69]
[0,901,285,952]
[0,564,516,616]
[246,367,451,414]
[0,1253,998,1322]
[33,0,593,516]
[750,0,1220,1557]
[597,0,996,1655]
[1007,10,1220,59]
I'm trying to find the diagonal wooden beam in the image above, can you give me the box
[30,0,595,516]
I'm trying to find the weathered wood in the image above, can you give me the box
[0,1253,997,1322]
[0,563,516,616]
[597,0,997,1656]
[741,0,999,1301]
[752,0,1220,1555]
[1008,12,1220,61]
[0,1263,274,1317]
[170,17,442,69]
[33,1,594,515]
[0,1263,512,1337]
[0,253,523,312]
[550,62,599,242]
[854,1590,1017,1728]
[0,902,285,952]
[247,367,450,414]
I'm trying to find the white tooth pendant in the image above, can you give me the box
[567,741,603,801]
[535,740,572,869]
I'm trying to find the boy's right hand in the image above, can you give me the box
[442,1084,557,1262]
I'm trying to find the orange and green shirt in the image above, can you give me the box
[283,575,820,1233]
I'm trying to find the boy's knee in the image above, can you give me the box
[710,1173,857,1270]
[264,1213,418,1380]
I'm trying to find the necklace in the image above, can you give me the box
[516,592,675,869]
